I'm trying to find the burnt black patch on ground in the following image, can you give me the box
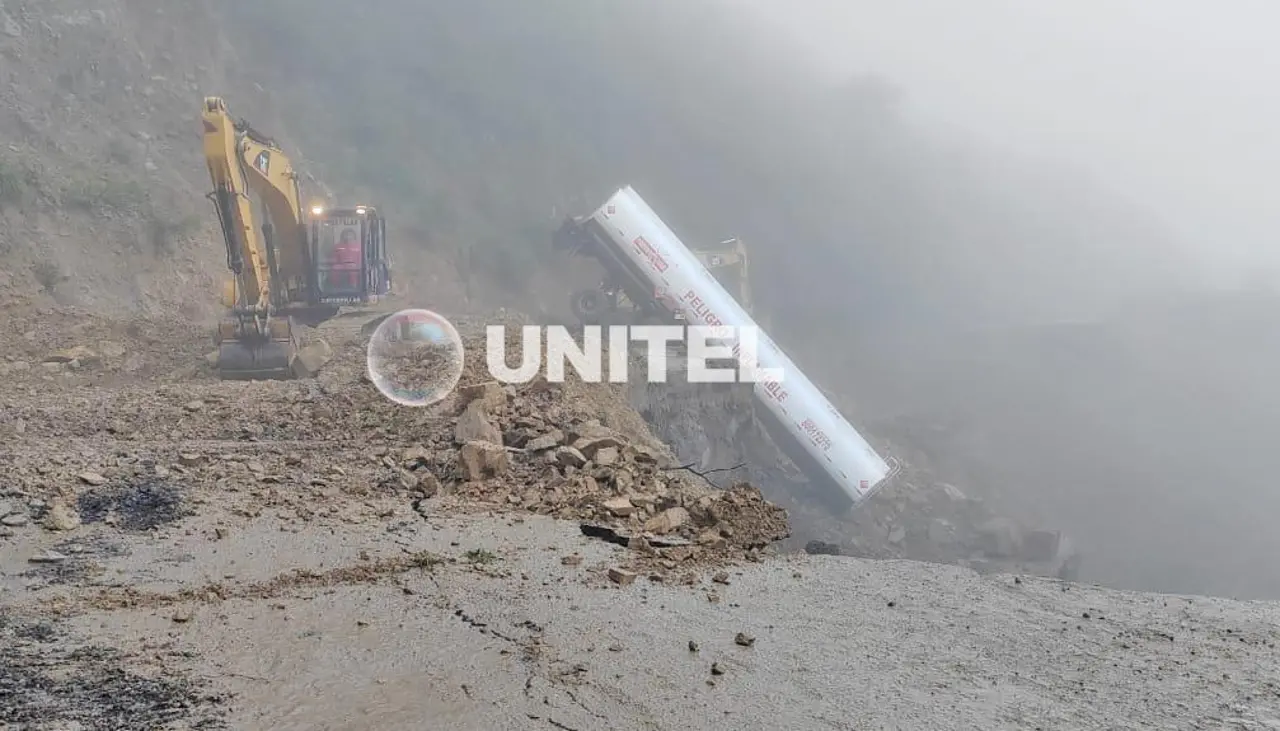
[20,558,101,587]
[0,613,228,729]
[77,478,191,531]
[13,620,58,643]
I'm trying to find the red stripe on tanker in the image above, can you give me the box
[632,236,669,273]
[587,186,892,505]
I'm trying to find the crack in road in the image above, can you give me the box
[448,602,616,727]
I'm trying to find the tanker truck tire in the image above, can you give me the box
[570,288,608,326]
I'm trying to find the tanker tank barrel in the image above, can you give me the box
[580,186,894,508]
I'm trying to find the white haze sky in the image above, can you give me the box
[737,0,1280,286]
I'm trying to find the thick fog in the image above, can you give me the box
[223,0,1280,598]
[732,0,1280,599]
[738,0,1280,287]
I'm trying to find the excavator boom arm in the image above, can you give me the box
[235,130,311,297]
[201,96,299,379]
[202,96,272,312]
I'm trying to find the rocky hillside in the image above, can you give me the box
[0,0,261,315]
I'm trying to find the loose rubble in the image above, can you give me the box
[0,305,1086,586]
[429,368,791,572]
[1,313,789,586]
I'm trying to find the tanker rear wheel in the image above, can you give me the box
[570,288,610,325]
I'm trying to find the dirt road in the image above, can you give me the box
[1,314,1278,730]
[6,507,1280,730]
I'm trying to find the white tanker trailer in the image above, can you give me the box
[553,185,897,509]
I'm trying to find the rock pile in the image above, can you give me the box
[423,377,790,559]
[1,318,789,573]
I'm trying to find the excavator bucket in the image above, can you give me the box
[214,317,298,381]
[216,340,297,380]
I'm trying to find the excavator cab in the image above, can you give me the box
[309,205,391,304]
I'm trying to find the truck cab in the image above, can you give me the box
[555,213,754,325]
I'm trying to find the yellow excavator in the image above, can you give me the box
[201,96,392,379]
